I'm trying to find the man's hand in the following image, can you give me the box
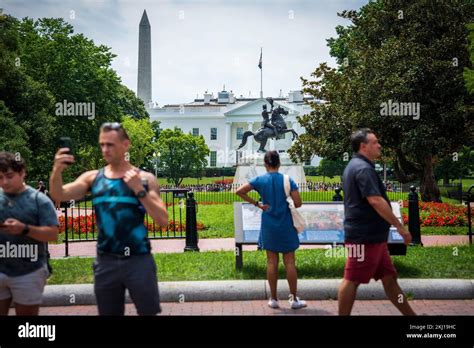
[124,168,145,194]
[0,218,25,235]
[53,148,75,173]
[258,203,270,211]
[396,225,412,245]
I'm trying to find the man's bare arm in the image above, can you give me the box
[0,219,59,242]
[49,147,97,203]
[50,169,97,203]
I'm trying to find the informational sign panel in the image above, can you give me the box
[234,202,404,244]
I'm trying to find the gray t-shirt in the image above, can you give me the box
[0,186,59,276]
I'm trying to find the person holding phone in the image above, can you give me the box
[49,123,168,316]
[0,152,59,316]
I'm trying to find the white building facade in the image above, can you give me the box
[148,90,322,168]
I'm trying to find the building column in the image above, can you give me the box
[225,122,232,166]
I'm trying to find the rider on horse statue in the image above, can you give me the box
[261,103,278,138]
[237,97,298,153]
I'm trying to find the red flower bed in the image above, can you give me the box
[58,215,205,234]
[214,179,233,185]
[58,215,97,234]
[401,201,473,227]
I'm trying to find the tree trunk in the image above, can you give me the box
[442,175,449,185]
[419,154,442,202]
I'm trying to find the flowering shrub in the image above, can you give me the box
[401,201,473,227]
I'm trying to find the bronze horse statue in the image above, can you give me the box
[237,104,298,153]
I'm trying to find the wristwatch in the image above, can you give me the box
[254,201,260,207]
[22,224,30,236]
[136,190,147,199]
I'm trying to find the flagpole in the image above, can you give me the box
[260,47,263,98]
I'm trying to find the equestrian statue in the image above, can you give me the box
[237,97,298,153]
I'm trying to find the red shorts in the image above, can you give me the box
[343,242,397,284]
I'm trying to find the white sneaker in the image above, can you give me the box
[289,297,307,310]
[267,298,280,309]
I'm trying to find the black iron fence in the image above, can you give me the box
[159,182,411,204]
[60,189,191,256]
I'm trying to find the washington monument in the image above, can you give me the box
[137,10,152,105]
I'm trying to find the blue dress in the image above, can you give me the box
[249,172,300,253]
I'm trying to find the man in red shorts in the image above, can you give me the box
[338,128,416,316]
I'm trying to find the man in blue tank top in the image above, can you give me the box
[49,123,168,315]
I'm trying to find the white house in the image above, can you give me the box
[148,89,323,168]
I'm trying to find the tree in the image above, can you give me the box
[0,102,30,161]
[289,0,474,202]
[0,14,57,181]
[465,23,474,94]
[0,14,150,181]
[122,116,157,168]
[434,146,474,185]
[155,128,209,186]
[318,158,345,179]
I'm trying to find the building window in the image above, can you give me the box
[210,151,217,167]
[236,127,244,140]
[305,158,311,166]
[192,128,199,137]
[211,127,217,140]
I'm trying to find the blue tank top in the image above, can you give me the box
[91,168,150,255]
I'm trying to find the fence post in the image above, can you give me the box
[64,202,69,257]
[408,185,422,246]
[467,186,473,245]
[332,187,343,201]
[184,191,200,252]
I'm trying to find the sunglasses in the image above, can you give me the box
[101,122,123,130]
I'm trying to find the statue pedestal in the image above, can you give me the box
[233,152,306,186]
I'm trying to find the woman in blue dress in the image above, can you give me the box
[236,151,307,310]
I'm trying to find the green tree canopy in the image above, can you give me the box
[318,158,346,179]
[0,13,149,182]
[122,116,157,168]
[289,0,474,202]
[155,128,210,186]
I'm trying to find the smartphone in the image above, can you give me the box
[59,137,74,164]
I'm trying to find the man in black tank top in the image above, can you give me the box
[50,123,168,315]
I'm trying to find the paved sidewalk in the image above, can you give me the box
[49,235,472,258]
[14,299,474,316]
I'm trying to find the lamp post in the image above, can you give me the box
[153,152,161,178]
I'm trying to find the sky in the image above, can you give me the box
[2,0,368,105]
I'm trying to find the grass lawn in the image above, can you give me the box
[48,245,474,285]
[439,178,474,191]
